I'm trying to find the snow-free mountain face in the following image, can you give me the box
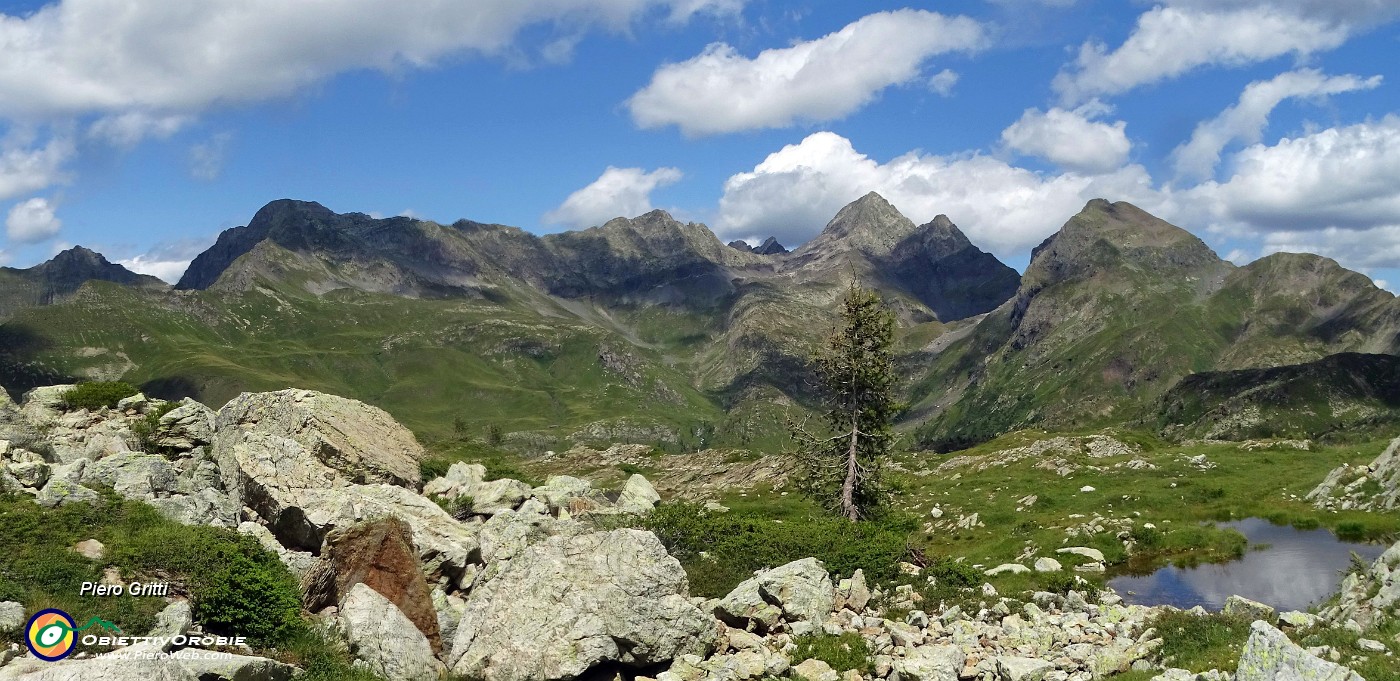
[4,195,1399,452]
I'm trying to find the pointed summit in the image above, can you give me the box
[1025,199,1225,287]
[32,246,164,292]
[792,191,918,261]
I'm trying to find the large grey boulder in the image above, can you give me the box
[530,475,602,514]
[714,557,834,633]
[18,385,73,428]
[616,473,662,514]
[340,583,444,681]
[1235,621,1362,681]
[217,431,479,583]
[215,389,424,488]
[448,529,715,681]
[81,452,180,497]
[154,400,216,451]
[36,476,100,507]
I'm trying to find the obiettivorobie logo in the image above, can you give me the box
[25,608,122,662]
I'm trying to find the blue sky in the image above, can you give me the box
[0,0,1398,287]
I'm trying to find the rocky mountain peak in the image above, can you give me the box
[791,191,918,262]
[32,246,163,292]
[1025,199,1225,288]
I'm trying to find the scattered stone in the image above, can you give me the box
[1222,595,1276,624]
[1033,558,1063,573]
[616,474,662,514]
[792,658,839,681]
[1278,611,1319,629]
[997,656,1054,681]
[1056,547,1105,563]
[72,539,105,560]
[835,569,871,612]
[893,645,964,681]
[0,602,23,632]
[986,564,1030,576]
[1356,638,1386,653]
[1079,486,1096,493]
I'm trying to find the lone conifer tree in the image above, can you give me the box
[796,283,900,521]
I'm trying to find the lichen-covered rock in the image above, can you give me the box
[81,452,180,497]
[835,569,870,612]
[340,583,444,681]
[154,400,216,450]
[714,558,834,633]
[1223,595,1276,624]
[616,473,661,514]
[892,645,964,681]
[0,601,23,632]
[792,658,839,681]
[36,476,100,507]
[215,389,424,488]
[996,656,1055,681]
[1235,620,1362,681]
[530,475,602,514]
[448,529,715,681]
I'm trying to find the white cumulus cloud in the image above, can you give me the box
[0,0,743,119]
[627,9,987,136]
[1052,4,1352,103]
[545,166,684,228]
[1171,69,1381,181]
[1000,101,1132,174]
[0,136,73,201]
[6,197,63,243]
[716,131,1161,257]
[1190,115,1400,233]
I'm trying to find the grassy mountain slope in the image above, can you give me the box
[912,200,1400,450]
[1158,352,1400,441]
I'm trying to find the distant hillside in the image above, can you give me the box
[911,200,1400,451]
[1157,352,1400,441]
[0,246,166,320]
[0,194,1019,447]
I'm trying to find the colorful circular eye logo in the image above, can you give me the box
[26,609,77,662]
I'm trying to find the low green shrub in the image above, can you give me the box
[618,463,646,476]
[130,401,180,454]
[1335,521,1367,542]
[638,502,915,597]
[791,632,871,673]
[61,381,139,411]
[0,492,302,649]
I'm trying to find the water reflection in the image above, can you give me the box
[1109,518,1386,611]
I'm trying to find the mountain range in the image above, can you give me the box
[2,193,1396,449]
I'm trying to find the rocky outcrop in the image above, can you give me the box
[339,583,444,681]
[448,529,715,681]
[1235,621,1362,681]
[1319,540,1400,630]
[1308,435,1400,511]
[215,389,424,488]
